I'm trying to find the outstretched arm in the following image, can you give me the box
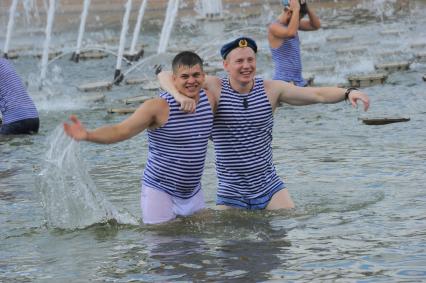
[63,99,168,144]
[266,80,370,111]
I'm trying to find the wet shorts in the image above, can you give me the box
[141,185,206,224]
[216,186,285,210]
[0,117,39,135]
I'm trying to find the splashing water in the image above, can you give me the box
[37,126,139,229]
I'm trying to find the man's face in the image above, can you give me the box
[172,64,205,98]
[223,47,256,84]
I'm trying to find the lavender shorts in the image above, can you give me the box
[140,185,206,224]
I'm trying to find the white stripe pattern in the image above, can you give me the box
[270,29,307,86]
[211,77,285,199]
[0,58,38,124]
[142,90,213,199]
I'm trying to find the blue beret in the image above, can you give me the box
[220,37,258,59]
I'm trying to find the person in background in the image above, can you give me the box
[268,0,321,86]
[0,58,39,135]
[64,51,216,224]
[158,37,369,211]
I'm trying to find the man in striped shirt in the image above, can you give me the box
[158,37,369,211]
[268,0,321,86]
[64,51,215,224]
[0,58,39,135]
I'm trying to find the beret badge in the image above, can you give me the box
[239,39,248,48]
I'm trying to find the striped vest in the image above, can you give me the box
[270,28,307,87]
[211,77,285,199]
[0,58,38,124]
[143,90,213,199]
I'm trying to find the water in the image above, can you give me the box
[73,0,92,61]
[3,0,18,56]
[114,0,132,82]
[129,0,148,55]
[39,0,56,86]
[158,0,180,54]
[1,0,426,281]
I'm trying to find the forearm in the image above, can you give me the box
[307,7,321,29]
[86,125,130,144]
[288,9,301,35]
[313,87,346,103]
[158,71,179,97]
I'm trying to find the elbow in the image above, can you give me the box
[287,30,298,37]
[312,20,321,30]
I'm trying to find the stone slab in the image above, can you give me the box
[347,73,387,87]
[374,61,411,72]
[122,95,151,104]
[360,117,410,125]
[107,108,137,114]
[78,81,112,92]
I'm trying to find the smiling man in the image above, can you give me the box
[64,51,216,224]
[158,37,370,212]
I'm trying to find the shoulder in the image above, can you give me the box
[140,97,169,113]
[269,22,286,33]
[264,79,290,97]
[205,75,222,97]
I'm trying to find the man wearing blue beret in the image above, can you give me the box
[268,0,321,86]
[158,36,369,211]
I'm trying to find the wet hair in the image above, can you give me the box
[172,51,204,74]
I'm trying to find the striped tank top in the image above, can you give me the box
[143,90,213,199]
[0,58,38,124]
[211,77,285,199]
[270,28,307,87]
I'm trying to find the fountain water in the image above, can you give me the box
[114,0,133,85]
[39,0,56,88]
[157,0,180,54]
[200,0,223,18]
[126,0,148,61]
[3,0,19,59]
[71,0,92,63]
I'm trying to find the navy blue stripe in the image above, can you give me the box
[270,28,307,86]
[0,59,38,124]
[142,90,213,198]
[211,77,285,199]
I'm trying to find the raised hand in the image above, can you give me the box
[63,115,89,141]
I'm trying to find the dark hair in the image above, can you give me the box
[300,1,308,18]
[172,51,204,74]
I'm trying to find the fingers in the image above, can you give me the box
[69,115,79,124]
[179,101,196,113]
[351,95,370,112]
